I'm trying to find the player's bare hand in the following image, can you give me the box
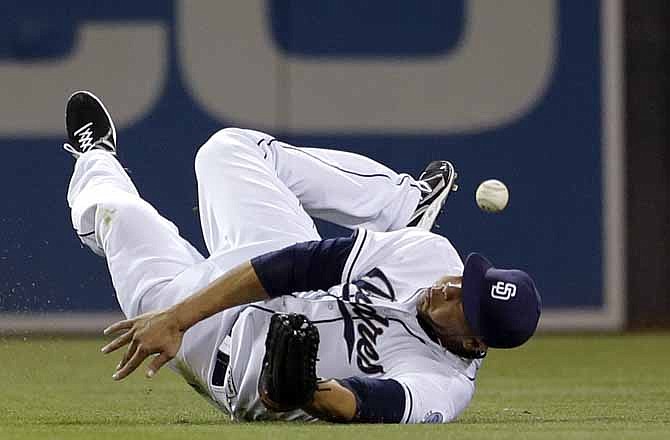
[101,310,183,381]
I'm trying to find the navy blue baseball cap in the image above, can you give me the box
[462,253,541,348]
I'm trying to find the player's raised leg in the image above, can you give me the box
[265,140,459,232]
[65,91,206,318]
[195,128,457,256]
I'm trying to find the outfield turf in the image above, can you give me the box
[0,334,668,440]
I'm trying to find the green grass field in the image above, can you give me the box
[1,334,668,440]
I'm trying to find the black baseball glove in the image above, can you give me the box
[258,313,320,412]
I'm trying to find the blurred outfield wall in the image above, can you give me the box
[0,1,624,331]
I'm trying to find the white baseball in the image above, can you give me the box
[476,179,509,213]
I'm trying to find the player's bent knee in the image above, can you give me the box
[205,127,253,150]
[195,127,257,176]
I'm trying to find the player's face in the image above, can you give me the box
[417,276,485,354]
[417,275,468,335]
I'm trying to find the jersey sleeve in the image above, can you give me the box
[250,233,356,297]
[336,376,406,423]
[393,372,475,424]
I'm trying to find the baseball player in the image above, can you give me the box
[64,91,541,424]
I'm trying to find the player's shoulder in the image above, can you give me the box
[359,226,450,244]
[373,227,460,259]
[355,227,462,262]
[345,227,464,282]
[399,226,453,243]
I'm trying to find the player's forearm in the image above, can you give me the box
[304,379,357,422]
[308,377,407,423]
[169,261,268,331]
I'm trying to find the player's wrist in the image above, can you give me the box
[304,379,356,422]
[168,304,193,332]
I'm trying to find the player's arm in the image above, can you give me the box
[304,377,407,423]
[102,235,356,380]
[170,234,355,332]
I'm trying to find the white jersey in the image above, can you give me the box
[211,228,482,423]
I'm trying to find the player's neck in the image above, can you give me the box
[416,313,442,345]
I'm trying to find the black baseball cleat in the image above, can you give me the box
[63,91,117,158]
[407,160,459,230]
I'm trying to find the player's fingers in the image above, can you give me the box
[113,345,148,381]
[103,319,135,336]
[120,338,140,369]
[100,330,134,354]
[114,338,138,372]
[146,353,172,378]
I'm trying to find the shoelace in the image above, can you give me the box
[420,173,445,190]
[63,123,114,157]
[417,180,433,194]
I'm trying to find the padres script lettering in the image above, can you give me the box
[338,268,395,374]
[351,298,388,374]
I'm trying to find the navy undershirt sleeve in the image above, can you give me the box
[250,233,357,298]
[336,377,406,423]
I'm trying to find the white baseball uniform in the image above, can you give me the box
[67,127,480,424]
